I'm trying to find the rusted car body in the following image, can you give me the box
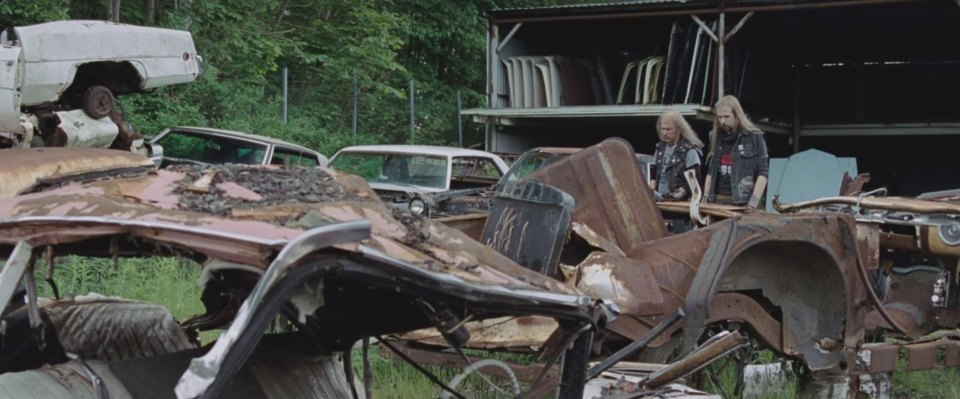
[423,138,960,396]
[424,147,656,218]
[0,149,610,398]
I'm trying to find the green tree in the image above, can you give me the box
[0,0,69,27]
[1,0,601,155]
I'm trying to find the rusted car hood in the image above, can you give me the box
[0,148,155,200]
[0,154,578,295]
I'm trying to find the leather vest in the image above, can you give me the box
[653,137,701,199]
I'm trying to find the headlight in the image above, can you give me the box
[409,198,427,215]
[939,221,960,246]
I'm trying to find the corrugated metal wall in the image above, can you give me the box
[493,130,538,154]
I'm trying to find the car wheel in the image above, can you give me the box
[83,85,115,119]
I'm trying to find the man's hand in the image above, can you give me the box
[749,175,768,208]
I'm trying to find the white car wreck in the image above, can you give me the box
[328,145,509,210]
[0,20,203,154]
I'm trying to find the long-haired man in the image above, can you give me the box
[703,95,769,208]
[651,110,703,201]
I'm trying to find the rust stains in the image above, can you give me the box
[0,147,155,199]
[575,252,665,316]
[0,161,577,295]
[524,138,667,255]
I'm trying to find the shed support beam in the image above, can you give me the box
[691,15,719,43]
[724,12,754,42]
[718,13,725,97]
[497,23,523,53]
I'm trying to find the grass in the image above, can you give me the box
[33,256,960,398]
[349,344,543,399]
[37,256,205,320]
[893,364,960,398]
[35,255,216,342]
[349,345,439,398]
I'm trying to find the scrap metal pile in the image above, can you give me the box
[0,139,959,398]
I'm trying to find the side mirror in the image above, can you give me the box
[147,142,164,169]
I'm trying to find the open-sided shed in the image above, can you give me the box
[466,0,960,195]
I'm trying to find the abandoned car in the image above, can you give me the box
[0,20,202,155]
[328,145,509,210]
[149,126,327,168]
[406,138,960,397]
[0,148,610,398]
[410,146,654,220]
[406,147,582,218]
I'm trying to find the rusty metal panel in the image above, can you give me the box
[0,147,154,199]
[576,252,665,316]
[571,221,625,256]
[0,163,583,296]
[525,138,666,256]
[436,213,487,241]
[857,344,899,374]
[905,341,941,371]
[945,339,960,367]
[482,180,573,276]
[708,293,782,352]
[776,195,960,215]
[401,316,557,350]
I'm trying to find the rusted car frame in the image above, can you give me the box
[0,150,612,398]
[426,138,960,397]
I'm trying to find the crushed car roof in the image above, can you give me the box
[0,147,156,200]
[0,149,578,296]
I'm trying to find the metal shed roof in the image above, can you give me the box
[489,0,922,22]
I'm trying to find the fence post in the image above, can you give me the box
[352,77,358,145]
[282,67,288,124]
[409,78,415,142]
[456,89,463,147]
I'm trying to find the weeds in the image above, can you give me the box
[36,256,205,321]
[31,257,960,398]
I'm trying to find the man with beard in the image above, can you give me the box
[704,95,769,208]
[651,110,703,202]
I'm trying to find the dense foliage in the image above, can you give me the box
[2,0,587,156]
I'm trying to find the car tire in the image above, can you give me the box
[82,85,115,119]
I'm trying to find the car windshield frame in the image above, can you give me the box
[153,129,270,165]
[330,151,450,190]
[499,152,563,184]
